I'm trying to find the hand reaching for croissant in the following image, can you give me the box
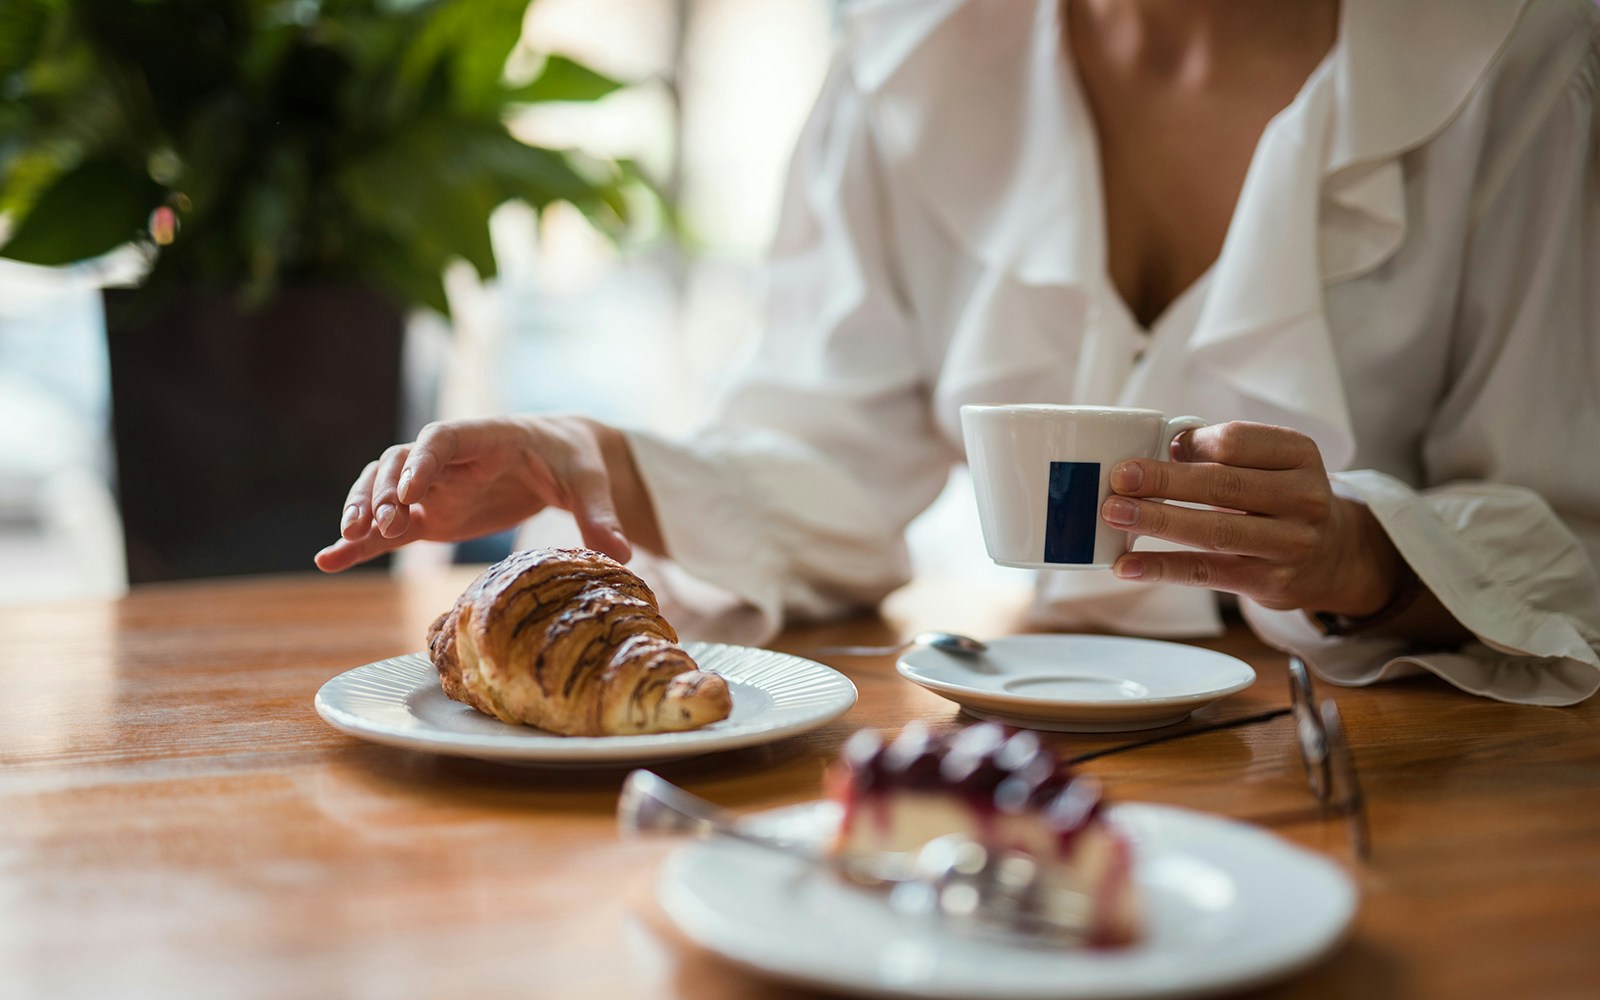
[315,416,662,573]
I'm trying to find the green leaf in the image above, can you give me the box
[355,230,451,316]
[338,118,502,279]
[479,134,610,206]
[505,54,623,104]
[0,156,163,265]
[171,94,250,223]
[446,0,528,113]
[0,145,68,218]
[0,0,52,77]
[238,146,310,296]
[394,0,529,117]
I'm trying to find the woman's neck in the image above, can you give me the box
[1068,0,1340,84]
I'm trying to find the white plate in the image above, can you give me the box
[897,635,1256,732]
[659,801,1357,1000]
[314,643,857,767]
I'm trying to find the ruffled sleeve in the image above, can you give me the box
[1245,25,1600,706]
[624,43,952,643]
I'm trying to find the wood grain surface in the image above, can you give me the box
[2,569,1596,1000]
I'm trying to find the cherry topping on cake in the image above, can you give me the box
[881,721,944,789]
[835,722,1102,839]
[839,727,886,790]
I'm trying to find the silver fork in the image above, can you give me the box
[617,770,1091,945]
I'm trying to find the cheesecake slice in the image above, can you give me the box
[826,721,1139,946]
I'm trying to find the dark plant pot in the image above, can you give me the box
[104,285,403,584]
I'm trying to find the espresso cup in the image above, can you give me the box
[960,405,1209,570]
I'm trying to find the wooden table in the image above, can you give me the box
[3,569,1597,1000]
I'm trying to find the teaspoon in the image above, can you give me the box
[813,630,989,658]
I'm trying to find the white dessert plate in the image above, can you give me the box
[314,642,857,767]
[658,801,1357,1000]
[898,634,1256,732]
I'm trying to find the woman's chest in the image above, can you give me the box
[1088,88,1274,330]
[1067,9,1340,330]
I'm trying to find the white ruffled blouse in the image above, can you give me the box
[625,0,1600,706]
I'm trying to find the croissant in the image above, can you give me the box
[427,548,732,736]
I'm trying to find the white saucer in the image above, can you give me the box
[314,643,857,767]
[658,801,1357,1000]
[898,634,1256,732]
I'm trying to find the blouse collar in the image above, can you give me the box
[849,0,1526,277]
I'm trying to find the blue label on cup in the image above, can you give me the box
[1043,461,1100,564]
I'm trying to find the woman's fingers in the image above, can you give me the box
[369,444,413,538]
[314,537,370,573]
[1111,460,1307,514]
[545,424,633,562]
[568,476,632,562]
[397,421,464,505]
[1101,496,1318,560]
[1112,551,1303,607]
[1098,419,1406,615]
[1100,420,1327,604]
[1110,423,1328,516]
[340,460,381,541]
[315,510,431,572]
[1175,421,1320,470]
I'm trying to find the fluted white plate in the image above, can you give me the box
[314,643,857,766]
[899,635,1257,732]
[659,801,1357,1000]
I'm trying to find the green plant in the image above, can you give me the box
[0,0,640,313]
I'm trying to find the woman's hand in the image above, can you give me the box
[314,415,661,573]
[1099,421,1406,617]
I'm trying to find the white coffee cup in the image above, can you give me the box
[960,404,1209,570]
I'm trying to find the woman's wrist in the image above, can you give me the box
[1315,497,1409,619]
[1309,564,1423,636]
[1306,497,1470,643]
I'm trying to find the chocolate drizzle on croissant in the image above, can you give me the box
[427,548,733,736]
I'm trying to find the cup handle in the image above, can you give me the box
[1120,416,1208,548]
[1159,416,1209,462]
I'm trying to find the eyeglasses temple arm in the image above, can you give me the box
[1066,706,1293,764]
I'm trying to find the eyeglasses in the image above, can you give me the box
[1067,657,1370,860]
